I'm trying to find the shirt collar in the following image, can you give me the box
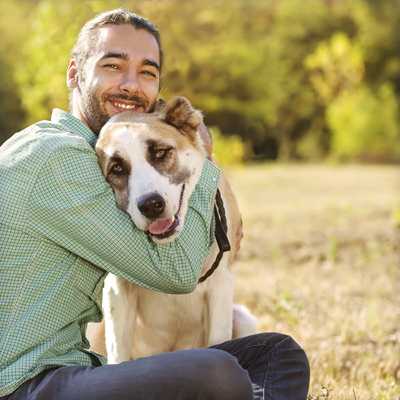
[51,109,97,148]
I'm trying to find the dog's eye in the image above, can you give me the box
[110,163,126,175]
[154,148,170,160]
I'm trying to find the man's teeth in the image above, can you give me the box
[112,102,138,110]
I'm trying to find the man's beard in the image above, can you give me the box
[81,89,111,134]
[80,89,151,134]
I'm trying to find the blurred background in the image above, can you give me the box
[1,1,399,398]
[2,0,400,163]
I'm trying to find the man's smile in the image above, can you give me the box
[106,96,147,114]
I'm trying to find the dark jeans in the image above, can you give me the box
[2,333,309,400]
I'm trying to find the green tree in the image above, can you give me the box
[5,0,400,161]
[305,32,364,104]
[0,1,35,143]
[327,83,400,161]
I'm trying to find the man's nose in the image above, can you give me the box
[119,70,140,94]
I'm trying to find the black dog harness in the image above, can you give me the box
[198,189,231,283]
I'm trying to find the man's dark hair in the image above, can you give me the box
[71,8,163,73]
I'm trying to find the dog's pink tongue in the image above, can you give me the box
[148,217,174,235]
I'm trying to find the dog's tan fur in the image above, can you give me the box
[86,97,256,363]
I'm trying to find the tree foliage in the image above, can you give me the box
[1,0,400,162]
[327,84,400,161]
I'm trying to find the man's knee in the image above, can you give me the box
[247,332,308,363]
[263,332,310,398]
[194,349,253,400]
[272,333,309,372]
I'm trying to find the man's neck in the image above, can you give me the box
[69,90,88,126]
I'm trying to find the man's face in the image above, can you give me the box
[71,24,160,133]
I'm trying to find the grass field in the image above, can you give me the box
[227,164,399,400]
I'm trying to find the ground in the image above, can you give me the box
[227,164,399,400]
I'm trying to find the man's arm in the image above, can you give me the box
[27,142,219,294]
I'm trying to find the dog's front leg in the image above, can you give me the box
[103,274,137,364]
[205,263,234,346]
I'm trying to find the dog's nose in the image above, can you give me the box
[137,192,165,219]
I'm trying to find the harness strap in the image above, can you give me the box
[198,189,231,283]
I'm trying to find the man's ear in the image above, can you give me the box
[67,59,79,89]
[162,97,203,140]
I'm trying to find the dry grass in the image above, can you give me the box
[227,164,400,400]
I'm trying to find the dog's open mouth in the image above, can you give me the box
[147,184,185,240]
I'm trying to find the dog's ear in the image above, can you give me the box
[153,98,166,113]
[162,96,203,139]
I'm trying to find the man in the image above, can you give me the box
[0,9,310,400]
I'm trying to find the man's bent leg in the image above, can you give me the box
[211,332,310,400]
[4,349,253,400]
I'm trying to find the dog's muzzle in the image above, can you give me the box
[144,184,186,240]
[137,192,165,219]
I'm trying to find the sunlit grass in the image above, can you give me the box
[227,164,400,399]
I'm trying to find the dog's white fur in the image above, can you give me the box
[86,97,256,363]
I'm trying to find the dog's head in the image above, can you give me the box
[96,96,207,244]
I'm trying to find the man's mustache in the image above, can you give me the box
[107,94,147,107]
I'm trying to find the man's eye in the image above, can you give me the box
[142,70,157,78]
[111,163,125,175]
[103,64,119,70]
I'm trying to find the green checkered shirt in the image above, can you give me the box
[0,109,219,396]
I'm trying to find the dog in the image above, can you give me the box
[86,97,257,363]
